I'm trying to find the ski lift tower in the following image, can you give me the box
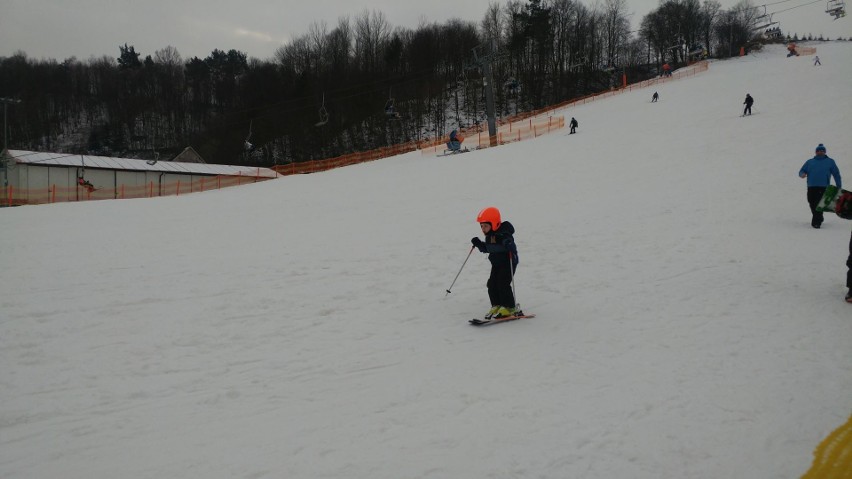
[471,42,499,146]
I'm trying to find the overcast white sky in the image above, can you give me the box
[1,0,850,61]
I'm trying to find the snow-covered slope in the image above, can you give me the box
[2,42,851,479]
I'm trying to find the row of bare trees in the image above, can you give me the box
[0,0,815,165]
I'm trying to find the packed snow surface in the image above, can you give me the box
[2,42,851,478]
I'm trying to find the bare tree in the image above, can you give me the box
[354,9,391,73]
[601,0,631,68]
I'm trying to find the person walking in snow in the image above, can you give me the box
[743,93,754,116]
[814,55,821,66]
[652,92,659,103]
[471,207,521,319]
[569,117,578,134]
[799,143,841,229]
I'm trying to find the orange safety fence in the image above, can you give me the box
[1,173,273,207]
[797,46,817,56]
[272,141,420,176]
[420,116,566,154]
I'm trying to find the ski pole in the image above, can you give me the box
[445,246,475,296]
[509,252,519,308]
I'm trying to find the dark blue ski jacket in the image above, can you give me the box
[478,221,519,268]
[799,155,841,188]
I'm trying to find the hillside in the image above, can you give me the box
[1,42,851,478]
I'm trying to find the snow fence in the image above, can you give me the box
[2,172,274,206]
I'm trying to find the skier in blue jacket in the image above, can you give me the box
[799,143,841,229]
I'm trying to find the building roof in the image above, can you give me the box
[4,150,279,178]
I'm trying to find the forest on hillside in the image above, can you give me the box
[0,0,838,166]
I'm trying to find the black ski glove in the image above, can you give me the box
[471,237,486,252]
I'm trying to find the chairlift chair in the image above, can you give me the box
[243,119,254,150]
[764,23,784,40]
[384,90,400,119]
[826,0,846,19]
[568,57,587,72]
[750,6,778,31]
[76,155,96,192]
[315,93,329,127]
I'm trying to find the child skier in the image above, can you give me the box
[470,206,521,319]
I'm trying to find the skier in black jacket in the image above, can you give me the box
[743,94,754,116]
[471,206,521,319]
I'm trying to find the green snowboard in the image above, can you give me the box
[815,185,851,213]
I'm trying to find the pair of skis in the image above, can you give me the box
[469,313,535,326]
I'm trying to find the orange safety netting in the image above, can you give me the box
[271,141,420,175]
[2,173,273,207]
[420,116,566,154]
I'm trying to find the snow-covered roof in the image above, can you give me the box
[4,150,279,178]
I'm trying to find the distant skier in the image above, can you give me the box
[652,92,659,103]
[742,93,754,116]
[569,117,578,134]
[799,143,841,229]
[470,207,521,319]
[814,55,821,66]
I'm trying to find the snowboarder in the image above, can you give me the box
[799,143,841,229]
[743,94,754,116]
[446,129,464,152]
[569,117,578,134]
[814,55,821,66]
[652,92,659,103]
[470,207,521,319]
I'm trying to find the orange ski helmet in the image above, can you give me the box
[476,206,501,230]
